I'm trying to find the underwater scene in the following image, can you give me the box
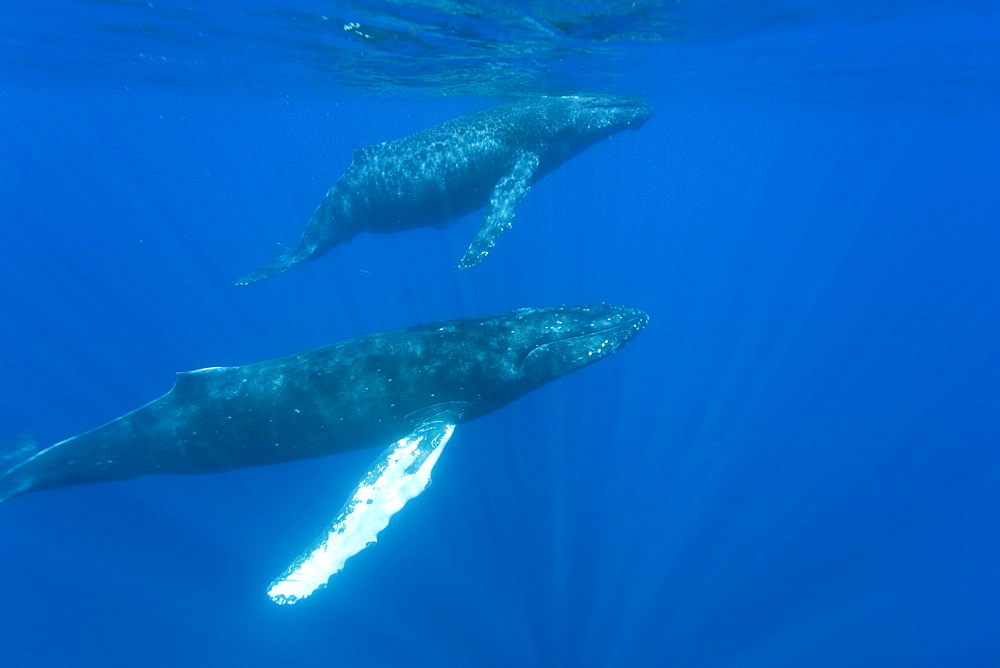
[1,1,998,665]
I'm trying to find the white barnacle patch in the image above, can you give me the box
[267,422,455,605]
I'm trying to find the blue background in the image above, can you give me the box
[1,2,998,665]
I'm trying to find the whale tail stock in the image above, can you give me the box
[0,435,39,504]
[232,243,303,287]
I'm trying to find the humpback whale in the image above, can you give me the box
[234,95,653,285]
[1,304,647,603]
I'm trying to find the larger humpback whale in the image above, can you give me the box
[0,304,647,603]
[234,95,653,285]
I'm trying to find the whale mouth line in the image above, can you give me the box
[524,312,648,362]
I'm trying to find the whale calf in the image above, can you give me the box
[234,95,653,285]
[1,304,647,603]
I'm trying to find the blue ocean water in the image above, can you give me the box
[1,1,998,665]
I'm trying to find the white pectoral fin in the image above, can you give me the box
[267,420,456,605]
[459,149,540,269]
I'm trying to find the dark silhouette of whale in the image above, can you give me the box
[234,95,653,285]
[0,304,647,603]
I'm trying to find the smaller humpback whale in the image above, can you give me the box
[0,304,647,604]
[233,95,653,285]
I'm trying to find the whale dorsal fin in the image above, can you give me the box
[458,149,540,269]
[172,367,232,398]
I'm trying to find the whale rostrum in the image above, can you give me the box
[234,95,653,285]
[1,304,648,603]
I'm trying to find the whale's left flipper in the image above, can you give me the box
[459,149,540,269]
[267,417,456,605]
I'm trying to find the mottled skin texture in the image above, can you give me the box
[0,305,647,502]
[234,95,653,284]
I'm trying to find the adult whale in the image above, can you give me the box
[233,95,653,285]
[0,304,647,603]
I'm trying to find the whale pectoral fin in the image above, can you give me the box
[231,242,303,287]
[266,418,457,605]
[459,149,541,269]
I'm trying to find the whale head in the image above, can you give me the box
[560,94,654,137]
[532,95,653,168]
[427,303,644,405]
[512,303,649,388]
[411,304,647,421]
